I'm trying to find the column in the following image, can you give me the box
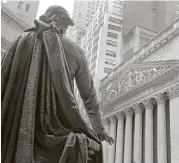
[155,94,167,163]
[143,99,154,163]
[167,87,179,163]
[133,104,144,163]
[123,108,134,163]
[108,115,117,163]
[115,111,125,163]
[102,118,110,163]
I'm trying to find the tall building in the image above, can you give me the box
[176,1,179,17]
[4,0,39,24]
[67,0,100,44]
[73,0,123,122]
[80,0,123,94]
[122,25,157,62]
[122,1,178,35]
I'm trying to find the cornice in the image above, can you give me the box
[1,37,11,50]
[102,83,179,119]
[167,84,179,99]
[1,6,31,32]
[100,18,179,90]
[102,64,179,106]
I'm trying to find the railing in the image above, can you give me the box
[100,17,179,90]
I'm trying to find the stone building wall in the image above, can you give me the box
[1,5,31,59]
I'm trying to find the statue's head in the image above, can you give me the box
[39,5,74,34]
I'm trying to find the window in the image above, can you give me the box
[123,48,133,61]
[91,53,97,63]
[177,10,179,17]
[104,67,112,74]
[93,24,98,33]
[113,0,122,5]
[139,36,150,47]
[25,4,30,12]
[18,1,24,9]
[106,40,117,47]
[101,90,107,98]
[98,10,103,20]
[87,56,91,65]
[91,72,95,79]
[109,17,122,24]
[108,24,121,32]
[90,62,96,71]
[112,5,121,14]
[88,44,92,51]
[105,60,116,66]
[98,15,104,23]
[92,44,98,55]
[140,31,154,38]
[106,50,116,57]
[113,5,121,9]
[93,36,99,46]
[83,43,87,50]
[93,29,100,38]
[112,13,122,17]
[124,31,134,45]
[107,32,118,39]
[87,51,91,57]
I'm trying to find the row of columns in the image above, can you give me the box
[102,93,168,163]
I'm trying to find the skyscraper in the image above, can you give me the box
[122,1,178,35]
[80,0,123,94]
[67,0,100,44]
[73,0,123,122]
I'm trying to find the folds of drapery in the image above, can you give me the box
[1,22,102,163]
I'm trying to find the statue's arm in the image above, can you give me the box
[75,50,104,135]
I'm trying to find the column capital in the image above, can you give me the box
[154,93,166,105]
[124,108,134,117]
[143,99,154,110]
[102,118,110,126]
[133,104,144,113]
[116,111,125,120]
[167,84,179,99]
[109,115,117,123]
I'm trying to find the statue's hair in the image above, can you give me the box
[39,5,74,26]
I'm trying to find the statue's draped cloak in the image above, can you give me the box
[1,23,102,163]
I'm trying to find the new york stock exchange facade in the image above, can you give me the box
[99,17,179,163]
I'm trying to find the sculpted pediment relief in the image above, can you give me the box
[101,60,179,105]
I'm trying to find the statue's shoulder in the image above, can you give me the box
[62,35,85,56]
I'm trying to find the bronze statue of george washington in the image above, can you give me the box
[1,5,113,163]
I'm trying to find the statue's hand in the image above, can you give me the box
[97,129,114,145]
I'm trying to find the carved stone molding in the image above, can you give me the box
[102,61,179,107]
[124,108,134,117]
[116,111,125,120]
[109,115,117,123]
[102,118,110,126]
[167,84,179,99]
[100,18,179,89]
[143,99,154,110]
[133,104,144,113]
[154,93,167,105]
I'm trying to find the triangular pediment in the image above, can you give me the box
[100,60,179,106]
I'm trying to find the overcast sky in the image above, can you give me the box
[36,0,75,18]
